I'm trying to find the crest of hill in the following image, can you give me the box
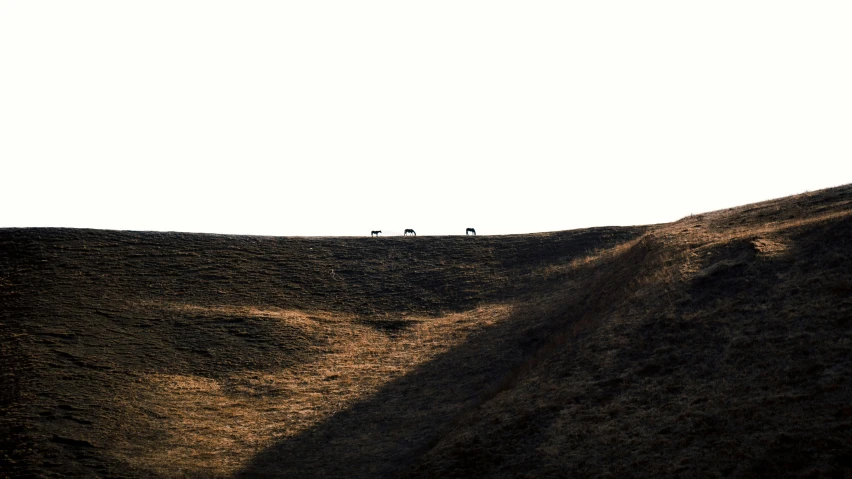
[403,185,852,478]
[1,184,851,478]
[0,221,645,476]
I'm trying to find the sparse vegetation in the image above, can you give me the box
[2,186,851,477]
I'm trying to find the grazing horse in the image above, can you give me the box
[466,228,476,236]
[404,229,416,236]
[371,230,382,237]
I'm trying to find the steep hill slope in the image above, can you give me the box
[2,185,851,478]
[406,186,852,478]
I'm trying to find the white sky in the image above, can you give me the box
[1,2,850,236]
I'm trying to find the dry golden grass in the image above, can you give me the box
[109,303,513,476]
[2,185,851,478]
[406,186,852,478]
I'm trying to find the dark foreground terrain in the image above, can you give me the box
[2,185,851,477]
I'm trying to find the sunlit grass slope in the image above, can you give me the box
[405,186,852,478]
[0,224,642,477]
[2,185,851,478]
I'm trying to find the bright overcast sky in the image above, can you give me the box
[1,2,850,236]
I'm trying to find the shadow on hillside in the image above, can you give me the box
[235,298,566,478]
[235,236,662,478]
[0,224,652,478]
[235,214,852,478]
[358,317,425,335]
[608,214,852,478]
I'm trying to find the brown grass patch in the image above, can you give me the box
[108,303,512,476]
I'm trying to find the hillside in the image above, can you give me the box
[2,185,851,477]
[404,186,852,478]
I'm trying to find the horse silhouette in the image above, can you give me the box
[371,230,381,237]
[404,229,416,236]
[466,228,476,236]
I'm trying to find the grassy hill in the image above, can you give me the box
[2,185,851,477]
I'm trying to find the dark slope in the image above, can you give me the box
[0,226,641,316]
[2,185,851,478]
[0,226,644,477]
[405,186,852,478]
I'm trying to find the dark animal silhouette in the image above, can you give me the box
[466,228,476,236]
[371,230,381,237]
[404,229,416,236]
